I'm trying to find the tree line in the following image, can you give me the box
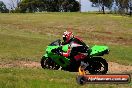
[15,0,80,13]
[90,0,132,15]
[0,1,9,13]
[0,0,132,15]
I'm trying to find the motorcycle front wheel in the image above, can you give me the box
[41,56,60,70]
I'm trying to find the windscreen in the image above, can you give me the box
[49,39,61,46]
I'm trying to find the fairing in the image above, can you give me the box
[90,45,109,56]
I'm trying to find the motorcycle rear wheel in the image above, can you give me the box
[87,57,108,74]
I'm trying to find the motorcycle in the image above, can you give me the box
[41,39,109,74]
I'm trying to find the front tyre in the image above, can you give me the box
[88,57,108,74]
[41,56,60,70]
[41,56,47,69]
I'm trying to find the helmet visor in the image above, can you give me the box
[63,35,66,41]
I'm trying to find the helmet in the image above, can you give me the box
[63,31,73,43]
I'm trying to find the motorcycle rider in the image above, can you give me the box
[59,31,89,61]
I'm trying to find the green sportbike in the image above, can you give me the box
[41,39,109,74]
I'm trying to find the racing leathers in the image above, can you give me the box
[61,36,89,61]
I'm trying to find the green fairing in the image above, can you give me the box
[46,46,59,54]
[62,44,69,52]
[90,45,109,56]
[44,54,48,58]
[49,53,70,67]
[45,45,70,67]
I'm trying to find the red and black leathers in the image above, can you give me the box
[61,36,89,61]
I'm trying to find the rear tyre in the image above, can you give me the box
[88,57,108,74]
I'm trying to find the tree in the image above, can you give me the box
[129,0,132,16]
[90,0,113,14]
[115,0,129,14]
[114,0,132,15]
[62,0,80,12]
[17,0,80,12]
[0,1,9,13]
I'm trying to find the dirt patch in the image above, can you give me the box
[108,62,132,73]
[0,61,132,73]
[0,61,40,68]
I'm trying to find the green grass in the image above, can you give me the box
[105,45,132,65]
[0,13,132,88]
[0,68,131,88]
